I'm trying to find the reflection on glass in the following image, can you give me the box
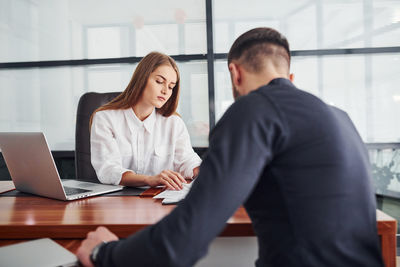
[0,0,206,62]
[214,54,400,143]
[185,23,207,54]
[369,148,400,198]
[371,2,400,47]
[214,60,234,121]
[0,61,209,149]
[370,54,400,142]
[291,57,319,96]
[87,27,126,59]
[177,61,209,147]
[212,0,400,51]
[136,24,179,56]
[87,64,135,93]
[321,55,368,140]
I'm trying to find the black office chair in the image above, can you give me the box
[75,92,121,183]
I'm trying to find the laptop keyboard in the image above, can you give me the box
[63,186,92,196]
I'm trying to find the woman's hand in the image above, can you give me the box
[147,170,187,190]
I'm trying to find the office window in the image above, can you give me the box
[294,56,369,140]
[0,60,208,149]
[214,60,234,121]
[212,0,400,51]
[87,26,129,59]
[184,23,207,54]
[0,0,208,148]
[369,148,400,198]
[369,1,400,47]
[214,54,400,143]
[212,0,317,51]
[0,0,399,149]
[177,61,209,147]
[212,0,400,143]
[136,24,179,56]
[369,54,400,142]
[0,0,206,62]
[86,64,135,93]
[294,54,400,143]
[0,67,80,150]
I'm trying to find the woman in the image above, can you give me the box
[90,52,201,190]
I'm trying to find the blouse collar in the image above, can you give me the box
[124,108,156,134]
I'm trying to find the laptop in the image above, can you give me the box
[0,132,123,201]
[0,238,78,267]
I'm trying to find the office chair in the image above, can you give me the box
[75,92,121,183]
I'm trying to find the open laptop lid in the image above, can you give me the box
[0,132,68,200]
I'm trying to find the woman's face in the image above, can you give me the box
[141,64,177,109]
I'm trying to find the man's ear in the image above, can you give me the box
[289,73,294,82]
[228,62,241,87]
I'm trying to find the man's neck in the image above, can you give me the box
[243,70,289,95]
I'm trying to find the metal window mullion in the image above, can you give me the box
[206,0,216,130]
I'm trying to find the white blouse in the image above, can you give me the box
[90,108,202,185]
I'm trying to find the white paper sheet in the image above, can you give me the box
[153,182,193,204]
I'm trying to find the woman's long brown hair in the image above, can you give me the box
[89,51,180,127]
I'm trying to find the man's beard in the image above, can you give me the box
[232,84,241,101]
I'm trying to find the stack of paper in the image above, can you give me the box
[153,182,193,204]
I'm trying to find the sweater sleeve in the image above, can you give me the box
[97,94,285,266]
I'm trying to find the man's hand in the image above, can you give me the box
[147,170,187,190]
[77,226,119,267]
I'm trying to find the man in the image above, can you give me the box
[77,28,383,266]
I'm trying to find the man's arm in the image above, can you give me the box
[82,94,285,267]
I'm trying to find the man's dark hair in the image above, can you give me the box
[228,27,291,73]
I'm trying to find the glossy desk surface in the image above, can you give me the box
[0,190,396,267]
[0,195,253,238]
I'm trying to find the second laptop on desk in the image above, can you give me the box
[0,132,123,201]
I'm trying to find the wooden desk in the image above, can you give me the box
[376,209,397,267]
[0,196,396,267]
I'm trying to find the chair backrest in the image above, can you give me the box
[75,92,121,182]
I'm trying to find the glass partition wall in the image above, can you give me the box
[0,0,210,148]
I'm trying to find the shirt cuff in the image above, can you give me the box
[182,157,202,178]
[113,167,132,185]
[98,166,131,185]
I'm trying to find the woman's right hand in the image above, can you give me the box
[147,170,187,190]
